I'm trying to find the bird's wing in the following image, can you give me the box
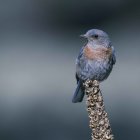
[75,73,79,84]
[75,46,85,83]
[111,46,116,65]
[77,46,85,60]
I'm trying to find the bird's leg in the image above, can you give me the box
[84,79,114,140]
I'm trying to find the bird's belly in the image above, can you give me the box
[77,59,112,81]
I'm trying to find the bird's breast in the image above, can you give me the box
[83,45,112,61]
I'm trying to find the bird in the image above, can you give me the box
[72,29,116,103]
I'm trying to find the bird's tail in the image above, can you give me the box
[72,81,85,103]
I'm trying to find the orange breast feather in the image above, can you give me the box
[83,46,112,60]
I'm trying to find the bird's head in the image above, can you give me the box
[80,29,111,48]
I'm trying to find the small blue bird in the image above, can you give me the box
[72,29,116,103]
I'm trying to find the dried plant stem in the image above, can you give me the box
[83,80,114,140]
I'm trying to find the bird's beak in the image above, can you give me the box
[80,34,87,38]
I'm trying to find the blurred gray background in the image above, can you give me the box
[0,0,140,140]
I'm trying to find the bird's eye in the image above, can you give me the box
[91,34,98,39]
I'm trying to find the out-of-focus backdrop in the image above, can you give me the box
[0,0,140,140]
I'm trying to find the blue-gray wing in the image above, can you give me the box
[77,46,84,60]
[111,46,116,65]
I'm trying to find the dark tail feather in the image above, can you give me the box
[72,81,85,103]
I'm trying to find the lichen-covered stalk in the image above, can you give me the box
[84,80,114,140]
